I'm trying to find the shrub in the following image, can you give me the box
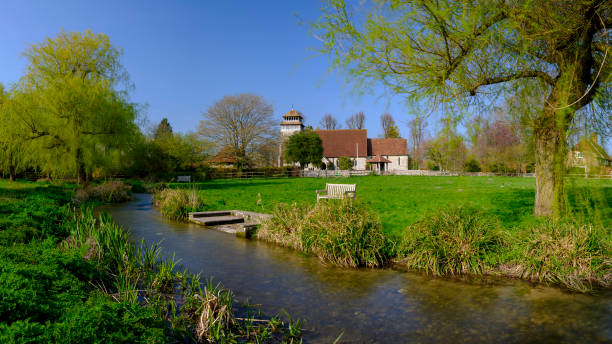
[258,200,391,267]
[154,188,206,221]
[338,156,352,170]
[505,219,612,292]
[464,158,481,172]
[396,206,503,275]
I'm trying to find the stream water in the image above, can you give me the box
[105,194,612,343]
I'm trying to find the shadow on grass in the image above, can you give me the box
[0,181,74,203]
[168,179,295,191]
[488,183,612,227]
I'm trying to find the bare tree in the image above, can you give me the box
[199,94,275,167]
[380,113,400,138]
[407,115,427,169]
[346,111,365,129]
[319,113,340,130]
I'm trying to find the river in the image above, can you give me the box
[105,194,612,343]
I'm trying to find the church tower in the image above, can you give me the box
[280,108,304,138]
[278,108,304,166]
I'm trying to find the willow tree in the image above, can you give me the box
[18,30,138,183]
[315,0,611,217]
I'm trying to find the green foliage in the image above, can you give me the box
[154,117,173,140]
[338,156,353,170]
[259,200,392,267]
[284,129,324,169]
[397,207,503,275]
[11,30,139,183]
[0,181,302,342]
[464,158,481,172]
[314,0,611,217]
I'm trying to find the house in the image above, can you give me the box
[568,135,612,175]
[278,108,410,171]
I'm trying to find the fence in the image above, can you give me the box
[12,169,611,182]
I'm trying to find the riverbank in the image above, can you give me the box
[154,176,612,292]
[0,180,302,343]
[108,193,612,343]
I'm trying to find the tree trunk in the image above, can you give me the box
[8,160,15,182]
[76,148,87,185]
[534,117,568,217]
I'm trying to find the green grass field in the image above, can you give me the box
[171,176,612,235]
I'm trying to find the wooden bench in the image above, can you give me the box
[316,183,356,202]
[177,175,191,182]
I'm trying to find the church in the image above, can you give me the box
[279,109,410,171]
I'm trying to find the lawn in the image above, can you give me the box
[171,175,612,235]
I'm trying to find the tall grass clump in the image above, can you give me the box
[505,219,612,292]
[154,188,206,221]
[396,206,504,275]
[258,200,391,268]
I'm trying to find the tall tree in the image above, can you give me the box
[315,0,611,217]
[284,130,324,169]
[346,111,365,129]
[17,30,138,184]
[154,118,173,140]
[199,93,275,168]
[319,113,340,129]
[407,114,427,169]
[381,113,400,138]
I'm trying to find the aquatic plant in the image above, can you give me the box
[258,199,392,267]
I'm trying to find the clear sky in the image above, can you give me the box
[0,0,416,139]
[0,0,609,151]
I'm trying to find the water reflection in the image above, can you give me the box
[105,194,612,343]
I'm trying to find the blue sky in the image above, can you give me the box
[0,0,415,138]
[0,0,609,151]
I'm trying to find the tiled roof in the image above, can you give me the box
[282,109,303,119]
[280,120,303,125]
[367,155,391,163]
[314,129,368,157]
[367,138,409,156]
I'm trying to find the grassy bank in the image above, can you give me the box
[163,176,612,234]
[0,180,302,343]
[154,176,611,292]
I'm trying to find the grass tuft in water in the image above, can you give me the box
[154,188,206,221]
[396,206,504,275]
[258,199,392,268]
[504,218,612,292]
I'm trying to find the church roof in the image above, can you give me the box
[314,129,368,157]
[367,138,409,156]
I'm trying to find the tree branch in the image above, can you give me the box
[468,70,555,95]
